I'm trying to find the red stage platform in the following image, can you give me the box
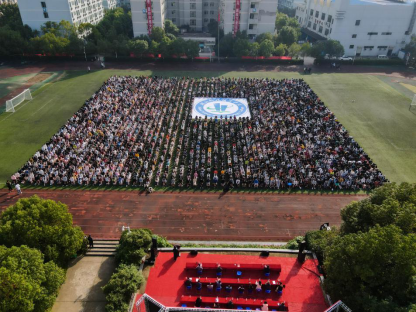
[139,252,328,312]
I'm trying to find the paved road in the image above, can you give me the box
[0,190,365,241]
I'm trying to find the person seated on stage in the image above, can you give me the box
[238,285,245,294]
[207,283,214,291]
[248,283,255,293]
[185,277,192,287]
[225,284,232,292]
[196,279,202,290]
[275,281,285,294]
[214,297,220,308]
[215,278,222,289]
[195,296,203,308]
[264,280,271,291]
[263,265,270,275]
[276,302,286,311]
[261,301,269,311]
[196,262,203,274]
[226,300,234,309]
[216,264,223,275]
[255,280,263,291]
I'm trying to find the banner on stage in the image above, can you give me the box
[192,97,251,119]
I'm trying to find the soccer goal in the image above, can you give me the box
[409,94,416,114]
[5,89,32,113]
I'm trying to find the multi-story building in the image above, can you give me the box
[295,0,416,57]
[131,0,277,39]
[103,0,117,9]
[17,0,104,31]
[117,0,130,9]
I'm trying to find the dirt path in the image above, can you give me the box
[0,190,365,241]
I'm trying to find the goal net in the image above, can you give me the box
[410,94,416,114]
[5,89,32,113]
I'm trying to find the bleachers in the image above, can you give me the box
[181,261,287,311]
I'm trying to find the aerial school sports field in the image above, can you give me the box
[0,66,415,240]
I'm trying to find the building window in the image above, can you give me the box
[210,2,214,6]
[44,12,49,18]
[204,2,208,6]
[381,32,392,35]
[364,46,374,50]
[321,13,325,20]
[378,46,387,50]
[204,18,208,22]
[405,30,410,35]
[172,18,176,23]
[349,45,354,49]
[318,26,323,33]
[41,2,49,18]
[204,10,208,14]
[355,20,360,26]
[250,13,255,19]
[190,3,196,9]
[328,15,332,23]
[210,10,214,14]
[352,34,357,38]
[325,28,329,35]
[315,10,319,18]
[190,11,196,17]
[210,18,214,22]
[171,10,176,14]
[313,23,317,30]
[190,19,196,25]
[310,9,314,16]
[250,3,256,8]
[308,21,311,28]
[249,24,254,29]
[367,32,378,35]
[171,2,175,6]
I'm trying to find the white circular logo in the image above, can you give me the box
[195,98,248,118]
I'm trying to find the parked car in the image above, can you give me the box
[339,56,353,61]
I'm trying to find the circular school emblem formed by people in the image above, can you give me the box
[195,98,249,118]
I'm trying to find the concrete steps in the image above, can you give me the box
[85,239,119,257]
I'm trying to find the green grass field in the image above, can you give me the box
[0,69,415,185]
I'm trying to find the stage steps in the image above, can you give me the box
[85,239,119,257]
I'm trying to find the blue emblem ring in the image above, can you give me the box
[195,98,248,118]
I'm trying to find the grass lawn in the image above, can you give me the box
[0,69,415,185]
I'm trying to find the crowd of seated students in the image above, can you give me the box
[13,76,385,191]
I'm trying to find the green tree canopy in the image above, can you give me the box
[0,245,65,312]
[0,27,28,56]
[185,40,199,59]
[102,264,144,312]
[150,26,165,42]
[233,38,251,57]
[287,42,301,58]
[259,39,274,57]
[255,32,273,44]
[164,19,179,36]
[273,43,287,56]
[275,12,300,31]
[310,40,344,59]
[341,183,416,235]
[276,26,298,46]
[149,40,160,55]
[219,33,235,57]
[249,42,260,56]
[324,225,416,311]
[299,42,311,58]
[115,228,153,265]
[0,195,84,266]
[170,37,186,56]
[128,39,149,55]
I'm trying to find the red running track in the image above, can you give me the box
[0,189,365,241]
[141,252,327,312]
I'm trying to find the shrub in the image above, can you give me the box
[115,228,153,265]
[102,264,144,312]
[305,228,339,263]
[155,235,173,247]
[285,235,305,250]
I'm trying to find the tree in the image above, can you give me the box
[275,12,290,31]
[185,40,199,59]
[249,42,259,57]
[0,195,85,266]
[288,42,301,58]
[150,26,165,42]
[304,227,340,262]
[233,38,251,57]
[273,43,287,56]
[341,183,416,235]
[259,39,274,57]
[299,42,311,58]
[164,19,179,36]
[170,37,186,56]
[102,264,144,312]
[159,36,172,58]
[129,39,148,56]
[310,40,344,59]
[324,225,416,311]
[115,228,153,265]
[149,40,160,55]
[0,27,28,56]
[219,33,235,57]
[255,32,273,44]
[0,245,65,312]
[276,26,298,46]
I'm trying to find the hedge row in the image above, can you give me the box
[315,58,404,66]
